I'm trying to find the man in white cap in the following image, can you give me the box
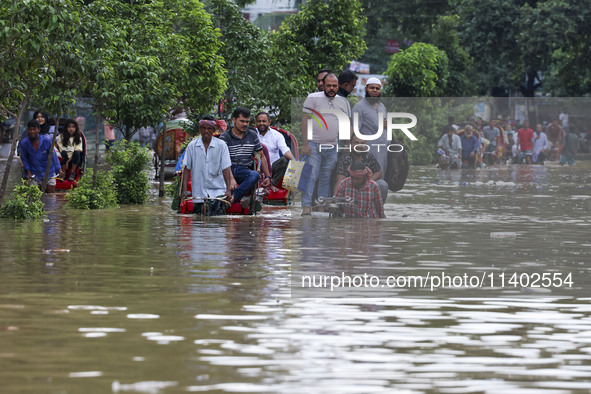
[352,77,388,182]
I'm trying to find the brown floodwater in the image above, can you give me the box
[1,160,590,393]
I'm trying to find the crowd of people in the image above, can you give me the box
[177,69,393,219]
[437,111,580,170]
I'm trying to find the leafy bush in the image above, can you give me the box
[0,180,46,220]
[106,140,151,204]
[66,168,118,210]
[164,175,181,198]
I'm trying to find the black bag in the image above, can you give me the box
[385,138,410,192]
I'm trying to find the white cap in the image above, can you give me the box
[366,77,382,86]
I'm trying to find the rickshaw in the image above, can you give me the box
[263,126,299,206]
[153,118,193,179]
[55,130,87,190]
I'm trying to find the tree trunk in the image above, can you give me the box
[41,116,60,192]
[0,97,29,206]
[92,113,102,189]
[158,121,167,197]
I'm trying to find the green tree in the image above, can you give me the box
[0,0,82,205]
[384,45,463,165]
[384,43,450,97]
[278,0,367,78]
[360,0,450,74]
[524,0,591,96]
[86,0,226,140]
[424,15,475,96]
[206,0,308,122]
[452,0,525,95]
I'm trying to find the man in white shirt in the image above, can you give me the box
[256,112,294,192]
[181,117,233,212]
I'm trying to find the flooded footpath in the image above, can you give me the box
[1,160,590,393]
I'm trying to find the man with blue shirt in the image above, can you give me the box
[19,119,61,193]
[181,117,233,209]
[219,107,271,204]
[460,125,480,169]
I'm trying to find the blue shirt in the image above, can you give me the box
[219,128,262,167]
[183,136,232,200]
[19,134,61,178]
[460,134,480,158]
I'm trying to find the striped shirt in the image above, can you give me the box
[219,128,263,167]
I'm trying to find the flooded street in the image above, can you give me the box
[1,161,590,393]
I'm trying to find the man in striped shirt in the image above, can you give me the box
[334,160,386,218]
[219,107,271,203]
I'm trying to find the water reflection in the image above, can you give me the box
[0,161,590,392]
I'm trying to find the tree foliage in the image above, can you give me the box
[66,168,118,210]
[278,0,367,77]
[86,0,226,139]
[0,180,45,220]
[359,0,450,74]
[384,43,450,97]
[106,141,151,205]
[205,0,308,123]
[0,0,83,204]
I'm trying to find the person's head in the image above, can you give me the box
[552,118,559,126]
[65,120,80,136]
[27,119,40,139]
[488,119,496,127]
[232,107,251,132]
[33,112,46,126]
[256,112,271,134]
[365,77,382,98]
[199,116,216,143]
[536,123,542,132]
[316,68,332,92]
[323,73,339,98]
[349,160,367,189]
[63,119,82,145]
[443,124,455,136]
[75,116,86,131]
[464,125,473,136]
[338,70,358,94]
[523,120,529,128]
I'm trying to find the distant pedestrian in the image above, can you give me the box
[560,131,579,166]
[532,123,548,165]
[104,120,116,151]
[517,120,534,164]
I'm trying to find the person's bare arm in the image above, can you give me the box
[284,150,295,161]
[257,151,271,187]
[182,168,190,196]
[222,167,233,202]
[372,170,382,181]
